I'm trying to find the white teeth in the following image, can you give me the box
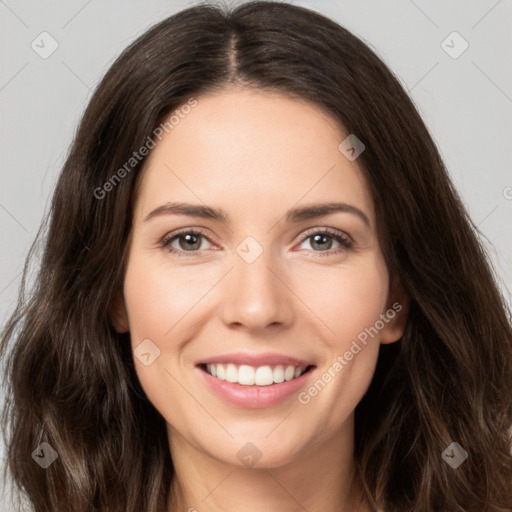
[205,363,309,386]
[273,365,285,383]
[216,364,226,380]
[294,366,305,378]
[284,365,295,381]
[254,366,274,386]
[225,363,238,383]
[238,365,255,385]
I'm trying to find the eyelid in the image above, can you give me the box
[298,226,353,244]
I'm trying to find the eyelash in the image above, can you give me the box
[160,227,354,258]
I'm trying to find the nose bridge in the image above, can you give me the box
[219,234,294,329]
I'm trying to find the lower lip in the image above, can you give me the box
[197,366,314,408]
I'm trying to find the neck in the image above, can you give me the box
[166,414,369,512]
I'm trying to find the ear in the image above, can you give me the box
[109,290,130,333]
[380,274,409,344]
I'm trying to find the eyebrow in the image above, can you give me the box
[144,201,370,228]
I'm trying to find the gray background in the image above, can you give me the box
[1,0,511,509]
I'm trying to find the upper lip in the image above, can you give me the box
[196,352,315,368]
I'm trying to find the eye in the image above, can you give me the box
[161,228,214,257]
[160,227,354,258]
[296,227,353,257]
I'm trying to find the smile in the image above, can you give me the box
[196,354,316,408]
[203,363,311,386]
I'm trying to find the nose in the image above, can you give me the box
[219,245,295,332]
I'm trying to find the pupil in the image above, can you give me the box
[181,234,200,250]
[312,234,331,251]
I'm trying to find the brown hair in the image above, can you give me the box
[2,1,511,511]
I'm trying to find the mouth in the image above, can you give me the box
[199,363,315,386]
[195,354,317,408]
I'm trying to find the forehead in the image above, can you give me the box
[134,88,374,227]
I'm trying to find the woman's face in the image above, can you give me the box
[113,87,407,469]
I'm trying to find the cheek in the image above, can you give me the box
[123,255,203,343]
[122,255,202,420]
[298,253,389,350]
[294,255,389,429]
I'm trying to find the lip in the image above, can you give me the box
[195,353,316,409]
[196,352,314,368]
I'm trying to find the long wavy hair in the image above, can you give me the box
[1,1,511,511]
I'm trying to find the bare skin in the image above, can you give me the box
[111,86,408,512]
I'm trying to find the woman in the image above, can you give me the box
[1,1,511,511]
